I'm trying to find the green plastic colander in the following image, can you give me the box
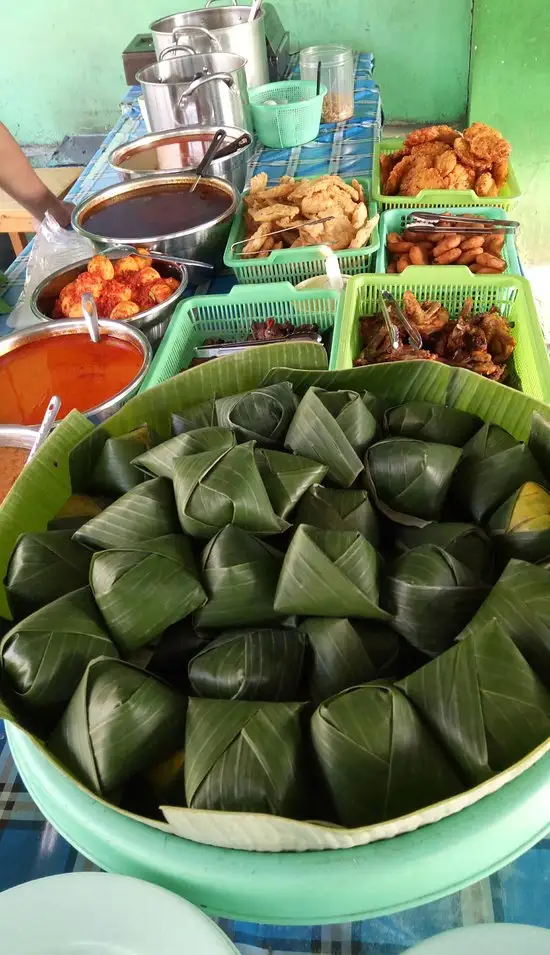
[249,80,327,148]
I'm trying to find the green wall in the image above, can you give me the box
[2,0,473,144]
[470,0,550,270]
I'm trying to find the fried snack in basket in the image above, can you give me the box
[51,254,180,321]
[238,173,379,257]
[381,123,512,197]
[384,214,508,275]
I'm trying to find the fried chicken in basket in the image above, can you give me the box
[380,123,511,197]
[355,293,515,383]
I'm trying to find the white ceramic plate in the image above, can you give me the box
[408,923,550,954]
[0,872,238,954]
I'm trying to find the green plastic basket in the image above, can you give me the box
[335,268,550,404]
[140,282,345,389]
[249,80,327,148]
[224,177,379,285]
[373,138,521,212]
[376,206,522,276]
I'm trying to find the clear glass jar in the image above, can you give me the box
[299,45,354,123]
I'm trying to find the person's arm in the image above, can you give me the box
[0,122,72,226]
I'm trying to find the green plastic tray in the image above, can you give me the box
[373,138,521,212]
[140,282,344,390]
[7,723,550,924]
[334,268,550,404]
[224,177,379,285]
[376,206,522,276]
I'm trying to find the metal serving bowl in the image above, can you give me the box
[108,125,253,194]
[72,174,238,272]
[0,321,152,423]
[30,251,188,346]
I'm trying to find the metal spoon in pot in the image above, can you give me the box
[27,396,61,463]
[188,129,227,193]
[81,293,100,344]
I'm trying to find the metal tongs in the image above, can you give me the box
[230,216,335,255]
[195,333,323,359]
[407,211,519,236]
[379,290,422,351]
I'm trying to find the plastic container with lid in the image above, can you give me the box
[300,45,354,123]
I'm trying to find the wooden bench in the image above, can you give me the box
[0,167,83,255]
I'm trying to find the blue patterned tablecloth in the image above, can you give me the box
[1,50,549,950]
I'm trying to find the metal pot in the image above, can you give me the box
[72,174,238,272]
[136,52,252,134]
[108,125,252,194]
[0,321,152,423]
[151,1,269,89]
[30,252,188,347]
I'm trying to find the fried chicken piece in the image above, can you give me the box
[317,215,355,251]
[409,141,450,161]
[113,256,140,276]
[453,137,490,171]
[492,159,509,188]
[135,267,161,285]
[302,188,354,217]
[255,182,295,202]
[474,172,499,197]
[147,281,173,304]
[242,222,271,255]
[403,125,460,149]
[74,272,104,299]
[349,214,379,249]
[464,123,511,163]
[380,154,393,189]
[110,301,140,320]
[475,312,515,363]
[352,202,368,230]
[87,255,115,280]
[435,149,457,176]
[444,163,476,191]
[399,166,445,197]
[403,291,450,336]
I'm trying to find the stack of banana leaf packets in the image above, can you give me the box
[2,351,550,851]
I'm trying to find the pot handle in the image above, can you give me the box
[178,71,235,104]
[159,44,195,61]
[172,25,222,51]
[205,0,238,6]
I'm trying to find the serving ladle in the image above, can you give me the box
[188,128,227,193]
[81,292,100,344]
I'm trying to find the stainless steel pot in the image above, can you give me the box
[151,1,269,89]
[108,125,252,194]
[72,174,238,272]
[30,252,188,347]
[0,321,152,424]
[136,52,252,133]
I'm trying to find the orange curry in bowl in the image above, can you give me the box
[0,446,29,504]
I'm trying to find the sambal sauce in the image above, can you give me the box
[0,334,144,426]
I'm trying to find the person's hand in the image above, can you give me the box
[31,199,74,233]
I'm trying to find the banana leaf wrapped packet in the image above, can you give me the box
[453,424,547,523]
[172,398,217,436]
[49,657,187,798]
[300,617,400,704]
[365,438,461,526]
[173,430,288,538]
[49,494,108,531]
[528,410,550,476]
[214,382,298,446]
[0,587,117,726]
[311,683,464,827]
[274,525,390,620]
[254,449,327,520]
[488,482,550,563]
[73,477,179,550]
[395,522,493,579]
[195,526,283,628]
[285,387,377,487]
[145,620,212,693]
[384,402,482,446]
[90,534,206,654]
[459,559,550,684]
[184,697,305,814]
[134,427,235,480]
[5,529,92,615]
[70,425,160,497]
[295,486,378,546]
[384,544,491,656]
[189,627,306,700]
[399,621,550,784]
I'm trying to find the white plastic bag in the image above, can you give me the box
[7,212,95,330]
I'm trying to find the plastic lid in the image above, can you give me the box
[0,872,239,954]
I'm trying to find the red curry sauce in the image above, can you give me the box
[0,334,144,426]
[0,447,29,503]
